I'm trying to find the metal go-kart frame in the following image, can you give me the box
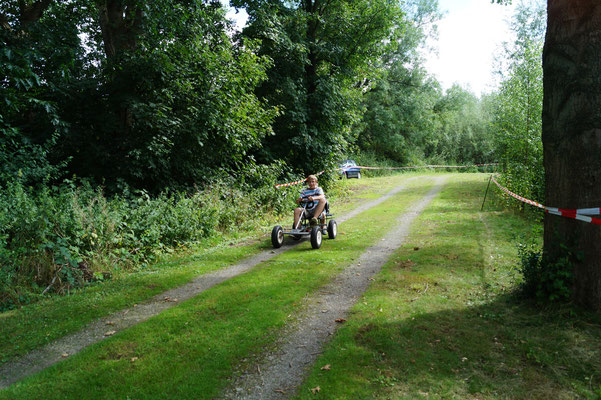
[271,199,337,249]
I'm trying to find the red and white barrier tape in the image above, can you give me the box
[353,163,499,170]
[545,207,601,216]
[490,175,601,226]
[274,171,325,188]
[276,163,498,188]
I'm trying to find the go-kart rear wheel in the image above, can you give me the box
[327,220,337,239]
[310,226,322,249]
[271,225,284,248]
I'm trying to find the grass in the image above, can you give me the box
[296,174,601,399]
[0,173,433,399]
[5,172,598,399]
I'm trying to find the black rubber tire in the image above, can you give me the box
[271,225,284,248]
[327,220,337,239]
[310,226,322,249]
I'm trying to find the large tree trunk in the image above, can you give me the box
[98,0,142,135]
[542,1,601,311]
[19,0,53,25]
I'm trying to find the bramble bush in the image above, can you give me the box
[0,162,295,311]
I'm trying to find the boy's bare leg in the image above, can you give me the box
[293,207,304,229]
[312,198,326,223]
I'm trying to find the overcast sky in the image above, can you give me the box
[424,0,517,95]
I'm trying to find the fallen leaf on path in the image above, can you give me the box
[311,386,321,394]
[61,353,69,358]
[335,318,346,323]
[105,321,115,326]
[320,364,331,371]
[104,330,116,336]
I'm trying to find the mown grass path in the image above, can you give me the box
[295,174,601,399]
[0,174,418,389]
[222,177,445,399]
[0,173,430,397]
[4,173,599,399]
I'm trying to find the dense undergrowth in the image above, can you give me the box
[0,164,303,311]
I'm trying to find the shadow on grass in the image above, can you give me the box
[351,295,601,399]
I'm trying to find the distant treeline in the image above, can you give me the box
[0,0,513,192]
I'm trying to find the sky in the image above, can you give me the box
[424,0,517,95]
[225,0,518,96]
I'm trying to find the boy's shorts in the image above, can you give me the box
[301,208,317,219]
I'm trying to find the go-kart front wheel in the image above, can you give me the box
[310,226,322,249]
[271,225,284,248]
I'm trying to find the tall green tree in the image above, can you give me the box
[491,0,545,203]
[0,0,70,184]
[1,0,276,190]
[433,85,494,164]
[359,65,441,163]
[353,0,443,164]
[233,0,405,174]
[70,0,276,189]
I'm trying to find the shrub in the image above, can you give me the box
[515,237,579,303]
[0,164,297,311]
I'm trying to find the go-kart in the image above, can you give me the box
[271,200,337,249]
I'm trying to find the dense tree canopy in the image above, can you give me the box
[231,0,417,175]
[1,0,276,191]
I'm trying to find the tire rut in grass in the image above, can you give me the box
[223,177,445,399]
[0,177,417,389]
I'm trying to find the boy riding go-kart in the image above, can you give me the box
[271,174,337,249]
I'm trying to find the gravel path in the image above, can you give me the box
[223,177,445,399]
[0,178,417,389]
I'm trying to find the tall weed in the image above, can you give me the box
[0,163,295,311]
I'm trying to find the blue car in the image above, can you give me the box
[339,160,361,179]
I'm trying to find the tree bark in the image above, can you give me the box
[542,0,601,311]
[98,0,141,60]
[97,0,142,136]
[19,0,53,25]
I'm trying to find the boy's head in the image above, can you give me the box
[307,175,318,188]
